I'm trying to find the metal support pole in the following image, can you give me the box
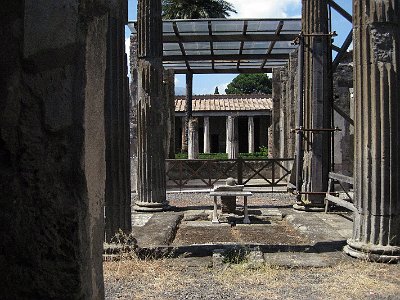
[295,36,304,200]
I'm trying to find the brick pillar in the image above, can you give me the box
[344,0,400,262]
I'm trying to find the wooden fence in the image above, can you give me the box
[165,158,294,191]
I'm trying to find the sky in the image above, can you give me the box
[126,0,352,95]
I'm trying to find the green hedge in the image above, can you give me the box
[174,152,268,160]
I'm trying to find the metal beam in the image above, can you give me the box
[332,29,353,71]
[333,103,354,125]
[171,67,273,74]
[331,44,341,52]
[261,21,284,69]
[328,0,352,23]
[164,53,288,62]
[237,20,248,70]
[208,21,215,71]
[163,33,298,43]
[173,21,191,71]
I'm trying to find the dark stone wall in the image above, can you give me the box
[0,0,126,298]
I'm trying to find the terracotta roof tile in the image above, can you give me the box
[175,94,272,112]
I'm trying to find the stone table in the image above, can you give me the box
[210,190,253,224]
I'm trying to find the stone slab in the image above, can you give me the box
[263,252,345,268]
[133,213,183,247]
[182,210,211,221]
[132,213,153,227]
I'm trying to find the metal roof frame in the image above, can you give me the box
[128,18,301,74]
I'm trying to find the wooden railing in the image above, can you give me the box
[165,158,294,191]
[325,172,355,213]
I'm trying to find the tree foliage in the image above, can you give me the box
[162,0,237,19]
[225,74,272,95]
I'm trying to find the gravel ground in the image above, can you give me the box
[104,257,400,300]
[132,192,295,209]
[113,193,400,300]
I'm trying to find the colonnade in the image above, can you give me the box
[186,116,258,159]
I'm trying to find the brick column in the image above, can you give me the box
[344,0,400,262]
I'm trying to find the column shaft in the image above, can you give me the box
[226,116,239,159]
[204,116,210,153]
[248,117,255,153]
[135,0,168,211]
[182,73,193,153]
[344,0,400,262]
[163,69,175,159]
[296,0,332,210]
[188,118,199,159]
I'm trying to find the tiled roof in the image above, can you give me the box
[175,94,272,112]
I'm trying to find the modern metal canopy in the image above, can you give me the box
[128,18,301,74]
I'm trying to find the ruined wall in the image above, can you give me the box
[332,53,354,176]
[271,49,353,178]
[0,0,125,298]
[271,50,298,178]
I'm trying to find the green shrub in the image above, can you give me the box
[174,152,268,160]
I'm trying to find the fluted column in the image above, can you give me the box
[204,116,210,153]
[188,118,199,159]
[248,117,255,153]
[344,0,400,262]
[134,0,168,212]
[226,116,239,159]
[295,0,332,211]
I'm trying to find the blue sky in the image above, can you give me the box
[126,0,352,95]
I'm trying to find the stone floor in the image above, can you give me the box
[131,193,355,267]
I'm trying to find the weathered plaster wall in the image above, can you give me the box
[0,0,125,298]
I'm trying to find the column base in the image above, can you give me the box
[133,201,170,212]
[293,202,325,212]
[344,239,400,263]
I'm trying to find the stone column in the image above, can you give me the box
[295,0,332,211]
[1,1,115,297]
[181,116,185,152]
[343,0,400,263]
[104,11,132,240]
[270,69,283,159]
[164,69,175,159]
[204,116,210,153]
[130,35,138,193]
[182,73,193,153]
[226,116,239,159]
[188,118,199,159]
[248,117,255,153]
[134,0,168,212]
